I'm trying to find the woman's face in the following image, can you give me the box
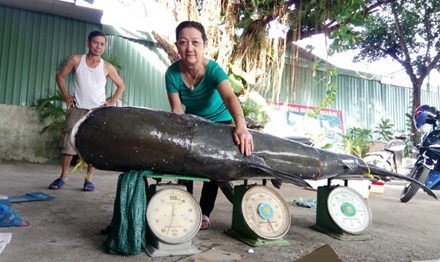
[176,27,204,65]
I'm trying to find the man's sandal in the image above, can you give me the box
[48,178,65,190]
[83,181,95,192]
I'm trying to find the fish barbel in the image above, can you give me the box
[72,106,436,199]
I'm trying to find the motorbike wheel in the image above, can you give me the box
[363,155,393,172]
[400,165,430,203]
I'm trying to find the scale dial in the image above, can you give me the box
[327,186,372,235]
[241,185,291,240]
[146,188,201,244]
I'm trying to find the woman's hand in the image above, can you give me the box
[233,125,254,156]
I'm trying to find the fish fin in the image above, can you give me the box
[248,163,312,188]
[217,181,234,204]
[367,166,437,200]
[271,179,283,189]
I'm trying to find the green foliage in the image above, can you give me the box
[309,63,339,110]
[333,0,440,116]
[228,63,256,94]
[289,0,367,42]
[229,74,244,93]
[320,82,338,108]
[102,53,124,70]
[374,118,394,142]
[239,91,271,126]
[34,90,67,134]
[404,138,415,158]
[321,143,334,150]
[340,127,373,157]
[328,0,440,73]
[329,25,362,54]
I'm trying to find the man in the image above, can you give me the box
[48,31,125,191]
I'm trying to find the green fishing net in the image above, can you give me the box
[104,170,151,255]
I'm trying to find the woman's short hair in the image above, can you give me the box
[175,21,207,43]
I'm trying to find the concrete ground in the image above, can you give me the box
[0,161,440,262]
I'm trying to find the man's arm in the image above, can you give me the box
[105,62,125,106]
[56,55,80,108]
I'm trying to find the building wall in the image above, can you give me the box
[1,5,440,163]
[0,104,59,162]
[104,34,170,109]
[0,5,171,163]
[0,5,101,106]
[0,5,171,109]
[259,62,440,133]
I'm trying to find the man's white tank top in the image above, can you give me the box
[74,55,107,109]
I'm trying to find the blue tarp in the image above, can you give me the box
[0,199,29,227]
[8,192,55,203]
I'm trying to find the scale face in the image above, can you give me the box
[327,186,372,235]
[241,185,291,240]
[146,187,202,245]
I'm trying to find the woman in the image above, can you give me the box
[165,21,254,230]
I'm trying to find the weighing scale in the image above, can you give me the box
[144,175,208,257]
[226,180,291,247]
[311,179,372,240]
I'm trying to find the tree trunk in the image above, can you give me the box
[411,80,423,144]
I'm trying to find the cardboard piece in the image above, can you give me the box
[293,244,341,262]
[177,248,242,262]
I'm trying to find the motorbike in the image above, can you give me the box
[400,105,440,202]
[363,132,412,175]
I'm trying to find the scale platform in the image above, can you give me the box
[225,180,291,247]
[145,237,200,257]
[144,174,209,257]
[311,180,372,241]
[225,228,289,247]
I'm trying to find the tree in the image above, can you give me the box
[150,1,391,98]
[113,1,397,97]
[334,0,440,142]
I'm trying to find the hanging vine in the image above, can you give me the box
[150,0,384,107]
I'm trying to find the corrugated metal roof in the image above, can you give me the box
[105,35,170,110]
[0,5,170,110]
[0,5,100,106]
[0,0,103,24]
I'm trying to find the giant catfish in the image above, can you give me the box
[72,106,437,199]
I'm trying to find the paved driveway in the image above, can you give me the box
[0,162,439,262]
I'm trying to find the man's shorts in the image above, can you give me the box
[60,108,89,155]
